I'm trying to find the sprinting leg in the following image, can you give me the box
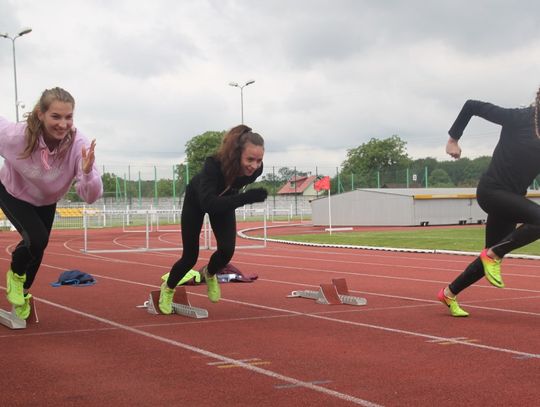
[478,187,540,287]
[0,182,56,305]
[160,191,204,314]
[203,210,237,303]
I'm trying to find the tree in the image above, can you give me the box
[340,135,411,188]
[341,135,410,175]
[156,179,173,197]
[461,156,491,186]
[174,163,188,196]
[428,168,454,187]
[185,130,225,177]
[439,158,471,186]
[439,156,491,186]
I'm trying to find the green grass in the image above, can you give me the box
[272,227,540,256]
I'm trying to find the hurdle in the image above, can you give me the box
[140,286,208,319]
[287,278,367,306]
[270,206,292,223]
[82,207,267,253]
[0,297,38,329]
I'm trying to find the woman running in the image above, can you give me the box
[0,87,103,319]
[439,86,540,317]
[159,125,267,314]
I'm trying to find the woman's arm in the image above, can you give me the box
[448,100,516,140]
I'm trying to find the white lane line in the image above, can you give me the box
[34,296,383,407]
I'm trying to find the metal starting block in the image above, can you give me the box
[0,296,38,330]
[287,278,367,306]
[141,287,208,319]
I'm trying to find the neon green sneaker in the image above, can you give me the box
[161,270,202,286]
[14,293,32,320]
[158,282,175,314]
[6,269,26,306]
[480,248,504,288]
[202,266,220,303]
[438,288,469,317]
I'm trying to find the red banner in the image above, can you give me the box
[314,176,330,191]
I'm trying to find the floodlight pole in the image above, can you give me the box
[1,28,32,122]
[228,80,255,124]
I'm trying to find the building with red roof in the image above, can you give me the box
[277,175,320,196]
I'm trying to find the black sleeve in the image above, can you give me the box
[196,160,244,214]
[448,100,519,140]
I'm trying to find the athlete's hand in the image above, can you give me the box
[82,139,96,174]
[242,188,268,204]
[446,137,461,159]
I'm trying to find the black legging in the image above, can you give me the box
[166,187,237,288]
[449,184,540,294]
[0,182,56,290]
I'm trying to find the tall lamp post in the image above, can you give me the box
[229,79,255,124]
[1,27,32,122]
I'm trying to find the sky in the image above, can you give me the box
[1,0,540,178]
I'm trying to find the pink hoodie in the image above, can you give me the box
[0,116,103,206]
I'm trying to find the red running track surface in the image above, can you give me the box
[0,225,538,406]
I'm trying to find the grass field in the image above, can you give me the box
[273,226,540,256]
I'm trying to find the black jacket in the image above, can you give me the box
[449,100,540,195]
[186,156,263,214]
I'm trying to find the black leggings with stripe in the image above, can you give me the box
[166,186,237,288]
[0,181,56,290]
[449,184,540,294]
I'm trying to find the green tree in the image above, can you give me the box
[439,158,471,186]
[438,156,491,187]
[342,135,410,174]
[156,179,173,197]
[428,168,454,187]
[174,163,188,197]
[185,131,224,177]
[461,156,491,186]
[340,135,411,188]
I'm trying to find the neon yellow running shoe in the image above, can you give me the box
[158,282,175,314]
[161,270,202,286]
[202,265,220,303]
[6,269,26,306]
[480,248,504,288]
[14,293,32,320]
[438,288,469,317]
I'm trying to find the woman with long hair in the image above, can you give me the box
[159,124,267,314]
[0,87,103,319]
[439,87,540,317]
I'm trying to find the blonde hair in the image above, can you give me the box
[20,87,76,160]
[214,124,264,186]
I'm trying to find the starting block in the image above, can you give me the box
[140,286,208,319]
[0,296,38,330]
[287,278,367,306]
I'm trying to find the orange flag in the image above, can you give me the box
[314,176,330,191]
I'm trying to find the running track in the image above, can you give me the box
[0,224,538,406]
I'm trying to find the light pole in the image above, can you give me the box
[229,79,255,124]
[1,27,32,122]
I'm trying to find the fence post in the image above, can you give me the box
[406,168,410,188]
[138,171,142,207]
[172,165,176,200]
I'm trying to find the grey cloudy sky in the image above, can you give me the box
[1,0,540,177]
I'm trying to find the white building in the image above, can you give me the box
[311,188,540,226]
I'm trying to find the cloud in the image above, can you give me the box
[1,0,540,179]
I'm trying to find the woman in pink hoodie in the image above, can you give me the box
[0,87,103,319]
